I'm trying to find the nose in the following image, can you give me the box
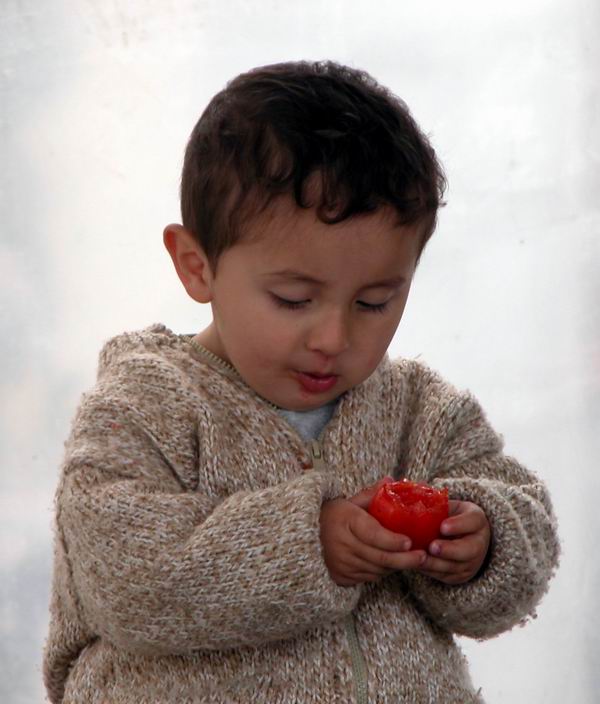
[305,307,351,358]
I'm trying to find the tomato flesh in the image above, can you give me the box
[368,480,449,550]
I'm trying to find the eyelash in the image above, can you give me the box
[271,295,389,314]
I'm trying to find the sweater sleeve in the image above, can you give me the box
[396,363,560,639]
[57,391,361,656]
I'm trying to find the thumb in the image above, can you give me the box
[348,476,394,509]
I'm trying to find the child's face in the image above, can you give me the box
[197,195,422,411]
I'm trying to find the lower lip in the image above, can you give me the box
[296,372,338,393]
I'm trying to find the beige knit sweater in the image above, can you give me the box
[43,323,560,703]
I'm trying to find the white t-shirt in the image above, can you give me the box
[276,397,340,441]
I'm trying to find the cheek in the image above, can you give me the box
[242,306,300,358]
[364,335,392,366]
[357,317,401,365]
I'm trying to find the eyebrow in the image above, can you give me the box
[261,269,406,289]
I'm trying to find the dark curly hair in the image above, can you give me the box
[181,60,446,273]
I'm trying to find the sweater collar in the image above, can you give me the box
[184,335,282,411]
[182,332,390,416]
[186,335,241,380]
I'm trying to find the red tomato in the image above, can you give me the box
[368,479,449,550]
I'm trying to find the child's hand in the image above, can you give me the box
[319,477,426,587]
[417,500,491,585]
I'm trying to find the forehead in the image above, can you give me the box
[238,192,421,280]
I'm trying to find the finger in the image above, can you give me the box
[447,499,462,517]
[428,536,483,563]
[441,504,486,537]
[332,553,395,584]
[343,559,393,580]
[352,543,427,572]
[350,512,412,552]
[419,554,462,574]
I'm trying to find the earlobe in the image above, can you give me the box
[163,224,213,303]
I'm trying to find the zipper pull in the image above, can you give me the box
[310,439,326,472]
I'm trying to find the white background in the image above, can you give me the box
[1,1,599,702]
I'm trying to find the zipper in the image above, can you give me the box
[191,338,369,699]
[310,439,326,472]
[345,613,369,704]
[310,439,369,704]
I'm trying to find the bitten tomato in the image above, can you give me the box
[368,479,449,550]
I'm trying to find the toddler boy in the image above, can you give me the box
[44,60,559,704]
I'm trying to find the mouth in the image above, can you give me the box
[295,370,339,394]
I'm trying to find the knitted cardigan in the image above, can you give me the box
[43,323,560,704]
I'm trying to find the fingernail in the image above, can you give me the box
[429,542,441,556]
[402,540,411,551]
[419,553,427,565]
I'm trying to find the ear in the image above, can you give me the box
[163,224,214,303]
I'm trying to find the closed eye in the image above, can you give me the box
[358,301,388,313]
[272,296,308,310]
[271,295,389,314]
